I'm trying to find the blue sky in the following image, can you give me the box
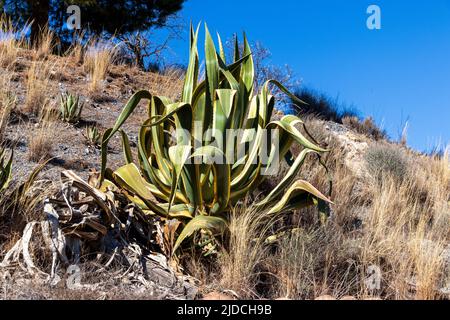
[163,0,450,152]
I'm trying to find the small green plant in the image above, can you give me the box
[60,92,84,123]
[85,125,101,146]
[0,148,13,192]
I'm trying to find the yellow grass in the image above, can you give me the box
[83,38,116,92]
[0,16,25,69]
[216,119,449,300]
[27,119,56,162]
[24,61,52,116]
[33,26,55,60]
[0,74,16,143]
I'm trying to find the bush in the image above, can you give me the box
[365,143,409,181]
[342,116,387,141]
[293,88,358,123]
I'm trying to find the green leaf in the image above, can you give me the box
[173,215,227,253]
[113,163,167,216]
[119,130,133,164]
[266,180,332,214]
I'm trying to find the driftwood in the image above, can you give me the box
[0,170,198,299]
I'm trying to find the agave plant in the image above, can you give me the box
[60,92,84,123]
[85,125,101,146]
[0,148,13,192]
[100,24,331,252]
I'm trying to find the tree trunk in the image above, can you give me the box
[29,0,50,45]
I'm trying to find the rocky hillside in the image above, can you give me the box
[0,43,448,300]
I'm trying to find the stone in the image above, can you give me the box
[201,291,236,300]
[315,295,336,300]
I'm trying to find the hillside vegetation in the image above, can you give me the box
[0,21,448,300]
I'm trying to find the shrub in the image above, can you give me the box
[293,88,359,123]
[100,24,331,253]
[364,143,409,181]
[294,89,341,122]
[342,116,386,141]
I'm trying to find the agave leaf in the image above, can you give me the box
[182,23,200,103]
[168,145,192,212]
[119,130,133,164]
[149,97,172,183]
[113,163,167,217]
[62,170,114,223]
[100,128,113,184]
[137,118,172,194]
[204,24,219,106]
[103,90,152,144]
[0,150,13,192]
[267,115,327,153]
[256,148,317,207]
[261,79,307,109]
[213,89,237,142]
[173,215,227,253]
[230,93,272,187]
[267,180,332,214]
[240,33,254,92]
[101,90,152,182]
[191,146,230,214]
[217,32,226,63]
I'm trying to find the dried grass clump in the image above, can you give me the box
[24,61,52,116]
[149,67,184,101]
[33,26,55,60]
[0,16,26,69]
[83,38,117,92]
[364,142,409,182]
[0,75,16,143]
[360,160,449,299]
[342,116,386,141]
[27,120,56,162]
[0,160,52,254]
[218,203,275,299]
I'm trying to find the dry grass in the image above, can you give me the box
[67,41,84,65]
[33,26,55,60]
[0,160,53,255]
[0,16,26,69]
[342,116,387,141]
[359,157,449,299]
[217,203,277,299]
[212,118,449,300]
[150,67,185,101]
[27,120,56,162]
[0,74,16,143]
[23,61,52,116]
[84,38,117,92]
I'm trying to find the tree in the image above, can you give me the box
[0,0,186,45]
